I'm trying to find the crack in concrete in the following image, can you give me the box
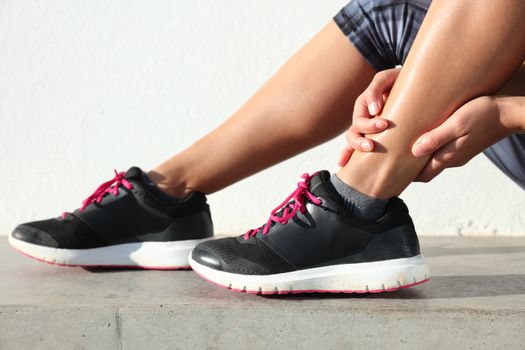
[116,309,123,350]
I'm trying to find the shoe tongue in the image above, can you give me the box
[308,170,333,198]
[125,166,143,179]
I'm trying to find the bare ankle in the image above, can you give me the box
[146,169,193,198]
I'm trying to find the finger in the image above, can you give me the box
[352,92,372,120]
[364,69,401,115]
[353,137,374,152]
[337,148,353,167]
[415,157,446,183]
[415,139,465,182]
[353,117,389,135]
[346,129,374,152]
[412,118,459,157]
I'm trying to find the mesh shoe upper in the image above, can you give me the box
[192,171,421,275]
[15,215,105,249]
[12,167,213,249]
[194,236,295,275]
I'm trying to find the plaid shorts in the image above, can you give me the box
[334,0,431,70]
[334,0,525,190]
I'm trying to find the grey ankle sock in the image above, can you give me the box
[329,174,389,221]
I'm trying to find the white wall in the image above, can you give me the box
[1,0,524,236]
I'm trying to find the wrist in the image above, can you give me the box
[496,96,525,133]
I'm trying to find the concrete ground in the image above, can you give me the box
[1,236,524,350]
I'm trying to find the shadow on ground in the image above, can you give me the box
[264,274,525,300]
[79,243,525,301]
[423,245,524,257]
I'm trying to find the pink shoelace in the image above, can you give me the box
[243,173,322,240]
[61,170,133,218]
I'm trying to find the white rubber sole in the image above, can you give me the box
[9,234,211,269]
[189,254,430,294]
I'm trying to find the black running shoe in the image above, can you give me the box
[190,171,429,294]
[10,167,213,269]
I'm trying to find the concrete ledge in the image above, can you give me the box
[1,236,525,349]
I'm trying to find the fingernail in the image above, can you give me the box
[368,102,380,115]
[360,141,372,152]
[375,120,387,129]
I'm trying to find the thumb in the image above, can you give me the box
[412,119,457,157]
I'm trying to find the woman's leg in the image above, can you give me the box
[338,0,525,198]
[149,21,377,196]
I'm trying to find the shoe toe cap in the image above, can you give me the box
[191,244,224,270]
[12,224,58,248]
